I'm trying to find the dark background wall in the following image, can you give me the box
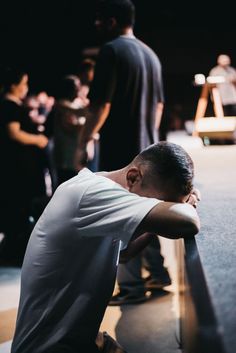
[1,0,236,122]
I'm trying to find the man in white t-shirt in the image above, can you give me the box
[11,142,200,353]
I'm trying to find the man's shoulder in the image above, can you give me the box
[209,65,223,75]
[107,36,160,62]
[0,98,18,110]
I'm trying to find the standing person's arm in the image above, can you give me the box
[155,102,164,130]
[75,44,116,169]
[7,122,48,148]
[155,57,165,131]
[81,44,116,146]
[78,102,111,149]
[74,102,111,170]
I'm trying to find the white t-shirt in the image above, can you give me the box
[11,168,160,353]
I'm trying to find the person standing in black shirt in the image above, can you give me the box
[77,0,170,305]
[0,67,48,264]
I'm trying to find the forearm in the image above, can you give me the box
[119,233,156,263]
[79,102,110,147]
[155,102,164,130]
[9,128,40,146]
[139,202,200,240]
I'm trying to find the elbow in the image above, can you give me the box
[183,216,201,238]
[8,130,18,141]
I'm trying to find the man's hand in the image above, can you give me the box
[119,233,156,263]
[36,134,48,148]
[186,188,201,208]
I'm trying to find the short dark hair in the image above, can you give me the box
[0,66,27,93]
[57,75,81,101]
[135,142,194,196]
[79,58,96,73]
[96,0,135,27]
[78,58,96,85]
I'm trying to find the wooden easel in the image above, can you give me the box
[193,83,224,136]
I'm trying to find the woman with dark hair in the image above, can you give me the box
[45,74,99,187]
[0,67,48,263]
[45,75,84,186]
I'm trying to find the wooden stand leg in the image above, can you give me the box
[193,84,208,136]
[211,87,224,118]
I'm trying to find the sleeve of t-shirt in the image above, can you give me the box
[76,175,161,250]
[88,44,117,104]
[1,100,21,125]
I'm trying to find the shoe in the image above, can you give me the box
[145,272,171,290]
[108,290,148,306]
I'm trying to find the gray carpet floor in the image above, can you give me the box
[115,290,180,353]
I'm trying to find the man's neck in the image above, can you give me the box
[119,27,134,37]
[100,168,128,189]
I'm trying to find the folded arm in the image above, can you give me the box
[136,201,200,240]
[120,194,200,262]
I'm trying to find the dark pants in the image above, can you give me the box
[117,236,165,294]
[223,104,236,116]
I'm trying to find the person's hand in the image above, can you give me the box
[86,140,95,160]
[186,188,201,208]
[86,133,100,160]
[74,133,99,171]
[36,134,48,148]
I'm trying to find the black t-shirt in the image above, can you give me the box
[89,35,164,170]
[0,98,46,199]
[0,99,27,168]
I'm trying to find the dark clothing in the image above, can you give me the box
[0,98,46,260]
[88,35,164,170]
[45,101,99,188]
[0,99,46,202]
[89,35,167,298]
[223,104,236,116]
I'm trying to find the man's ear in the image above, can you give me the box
[126,167,142,190]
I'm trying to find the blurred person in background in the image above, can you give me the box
[0,66,48,264]
[209,54,236,116]
[77,57,100,172]
[45,74,98,188]
[77,57,96,105]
